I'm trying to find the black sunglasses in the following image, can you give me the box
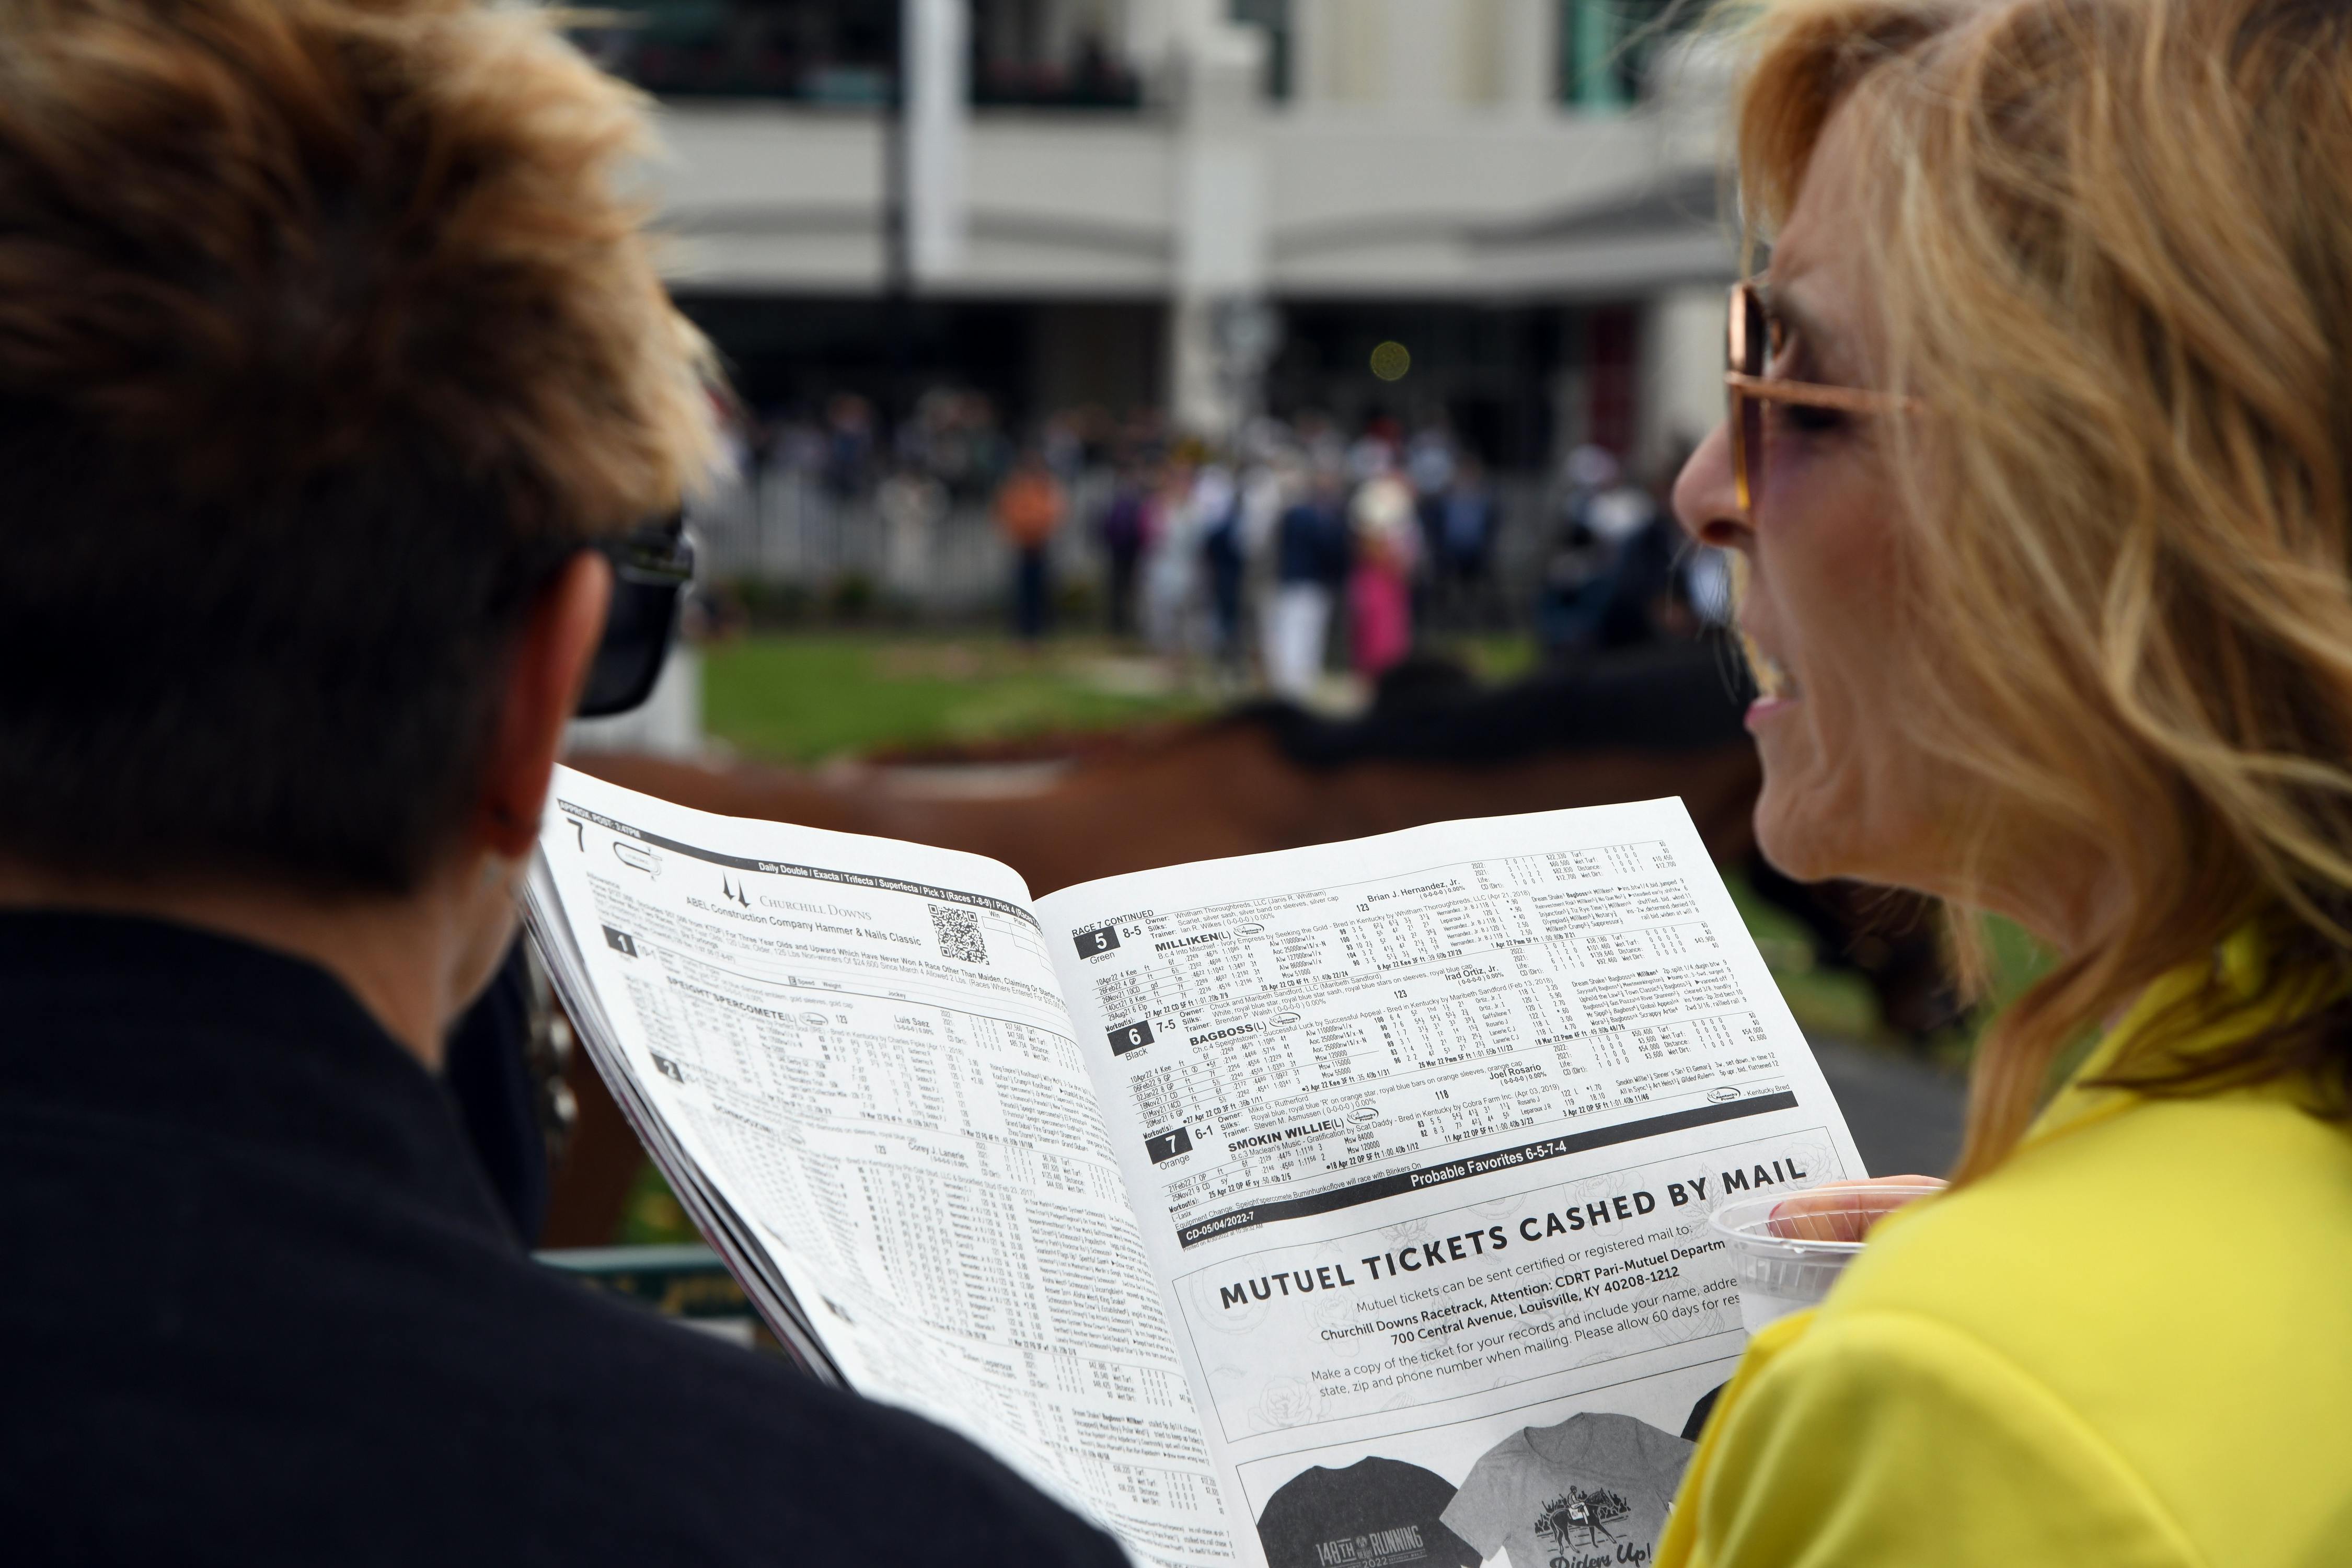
[577,513,695,718]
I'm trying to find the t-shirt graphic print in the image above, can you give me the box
[1255,1456,1482,1568]
[1439,1412,1694,1568]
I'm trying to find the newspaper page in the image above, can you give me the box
[534,768,1238,1568]
[1036,801,1864,1568]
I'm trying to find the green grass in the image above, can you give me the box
[1429,631,1543,682]
[1964,912,2066,1080]
[1725,869,2058,1063]
[700,634,1210,763]
[1723,868,1888,1041]
[1976,913,2058,1011]
[618,1158,698,1247]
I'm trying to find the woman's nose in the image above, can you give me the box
[1674,420,1750,552]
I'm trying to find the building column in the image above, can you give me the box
[1122,0,1175,66]
[1496,0,1558,115]
[903,0,969,283]
[1641,283,1727,476]
[1165,9,1269,441]
[1293,0,1384,105]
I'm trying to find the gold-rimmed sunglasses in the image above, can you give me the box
[1725,280,1918,515]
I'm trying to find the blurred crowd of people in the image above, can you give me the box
[736,390,1729,696]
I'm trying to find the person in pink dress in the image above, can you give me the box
[1348,473,1418,678]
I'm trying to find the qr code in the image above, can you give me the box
[930,903,988,963]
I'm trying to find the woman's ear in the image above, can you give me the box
[475,551,614,860]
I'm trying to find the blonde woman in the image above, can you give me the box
[1661,0,2352,1561]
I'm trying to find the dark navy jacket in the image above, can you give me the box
[0,913,1125,1567]
[1275,500,1350,587]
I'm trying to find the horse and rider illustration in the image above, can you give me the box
[1537,1484,1632,1553]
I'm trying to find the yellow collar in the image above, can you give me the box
[2022,920,2337,1149]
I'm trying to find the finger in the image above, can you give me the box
[1764,1179,1943,1242]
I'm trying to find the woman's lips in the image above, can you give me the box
[1745,694,1798,730]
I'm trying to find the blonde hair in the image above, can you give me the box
[1732,0,2352,1178]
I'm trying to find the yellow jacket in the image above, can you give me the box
[1659,929,2352,1566]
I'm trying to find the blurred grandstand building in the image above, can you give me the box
[572,0,1733,470]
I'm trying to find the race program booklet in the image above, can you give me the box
[525,766,1865,1568]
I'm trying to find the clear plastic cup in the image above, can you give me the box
[1707,1184,1944,1334]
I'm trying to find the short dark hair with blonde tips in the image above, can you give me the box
[0,0,711,892]
[1731,0,2352,1175]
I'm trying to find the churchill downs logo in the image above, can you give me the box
[1537,1485,1633,1560]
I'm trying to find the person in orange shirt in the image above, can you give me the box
[995,448,1066,644]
